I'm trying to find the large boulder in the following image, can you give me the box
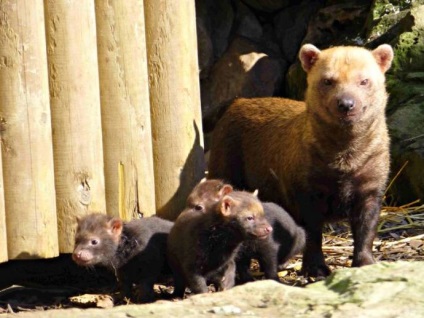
[201,36,284,134]
[233,0,263,41]
[196,17,214,80]
[195,0,234,63]
[387,102,424,203]
[303,1,371,47]
[11,261,424,317]
[365,1,424,203]
[241,0,293,13]
[274,0,323,63]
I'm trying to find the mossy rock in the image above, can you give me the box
[11,261,424,318]
[387,98,424,203]
[364,1,424,203]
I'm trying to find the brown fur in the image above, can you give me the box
[167,191,272,297]
[186,179,305,283]
[185,178,233,213]
[208,44,393,276]
[72,213,173,303]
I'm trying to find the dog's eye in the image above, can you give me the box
[360,79,369,86]
[246,216,255,221]
[323,79,333,86]
[194,204,204,211]
[90,239,99,246]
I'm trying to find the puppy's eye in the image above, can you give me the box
[246,216,255,221]
[194,204,204,211]
[360,79,369,86]
[90,239,99,246]
[323,79,333,86]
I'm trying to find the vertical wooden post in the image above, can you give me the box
[95,0,156,220]
[44,0,106,252]
[0,0,58,259]
[144,0,205,220]
[0,150,7,263]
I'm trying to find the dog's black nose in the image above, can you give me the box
[337,98,355,112]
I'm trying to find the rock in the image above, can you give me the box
[364,5,413,47]
[241,0,293,13]
[390,5,424,73]
[233,0,263,41]
[387,101,424,203]
[196,18,214,79]
[195,0,234,60]
[69,294,114,309]
[274,1,323,63]
[409,239,423,250]
[367,1,424,203]
[284,61,307,100]
[302,2,370,48]
[10,261,424,317]
[201,36,284,133]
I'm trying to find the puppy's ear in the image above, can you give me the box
[107,218,123,242]
[220,196,236,217]
[219,184,233,196]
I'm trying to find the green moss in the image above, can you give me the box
[372,0,414,19]
[393,31,420,72]
[390,5,424,73]
[364,0,424,42]
[368,10,409,40]
[325,277,352,294]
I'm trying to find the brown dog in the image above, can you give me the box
[208,44,393,277]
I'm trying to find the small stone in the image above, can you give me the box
[409,240,423,250]
[278,270,288,278]
[209,305,242,315]
[69,294,114,309]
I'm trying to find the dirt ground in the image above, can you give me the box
[1,203,423,314]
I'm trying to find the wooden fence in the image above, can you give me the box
[0,0,204,262]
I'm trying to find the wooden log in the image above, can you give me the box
[95,0,156,220]
[0,0,58,259]
[144,0,205,220]
[44,0,106,252]
[0,143,7,263]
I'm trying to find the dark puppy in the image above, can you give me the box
[237,202,306,283]
[167,191,272,297]
[188,179,305,283]
[185,178,233,213]
[72,213,173,303]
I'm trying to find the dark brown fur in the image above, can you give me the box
[72,213,173,303]
[208,44,394,277]
[185,178,233,213]
[237,201,306,283]
[167,191,272,297]
[186,179,305,283]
